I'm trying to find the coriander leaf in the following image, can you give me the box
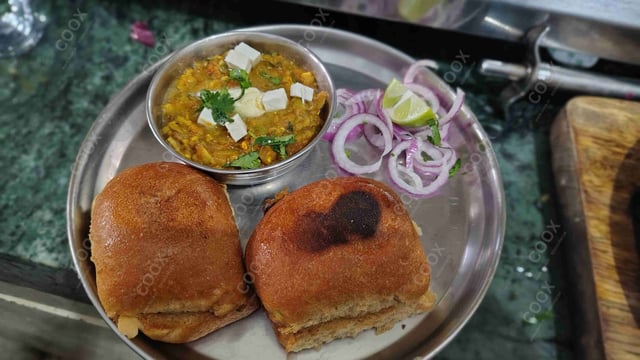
[255,134,295,159]
[229,69,251,99]
[229,151,260,169]
[198,89,235,125]
[449,159,461,177]
[254,134,295,146]
[275,144,288,159]
[260,71,281,85]
[426,118,441,146]
[420,151,431,162]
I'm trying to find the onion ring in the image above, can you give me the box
[331,113,392,174]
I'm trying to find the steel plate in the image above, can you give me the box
[67,25,505,360]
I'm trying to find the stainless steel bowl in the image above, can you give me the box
[146,31,335,185]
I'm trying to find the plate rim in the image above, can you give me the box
[67,24,506,360]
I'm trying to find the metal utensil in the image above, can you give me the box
[146,31,335,185]
[480,26,640,120]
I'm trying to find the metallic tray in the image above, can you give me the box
[67,25,505,359]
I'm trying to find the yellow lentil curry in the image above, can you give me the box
[160,49,328,169]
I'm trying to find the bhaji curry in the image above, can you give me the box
[160,43,328,169]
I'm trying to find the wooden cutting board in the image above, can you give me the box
[551,96,640,360]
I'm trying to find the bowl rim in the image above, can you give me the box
[145,31,335,177]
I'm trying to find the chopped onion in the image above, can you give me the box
[440,122,452,141]
[363,123,385,148]
[392,124,414,141]
[405,138,419,169]
[397,164,424,187]
[403,59,438,84]
[331,113,392,174]
[439,88,465,126]
[321,59,465,198]
[345,89,382,111]
[337,88,354,103]
[375,95,393,131]
[387,141,451,198]
[413,139,456,175]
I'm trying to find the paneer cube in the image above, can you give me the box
[225,114,248,142]
[224,49,252,72]
[197,108,216,127]
[262,88,288,112]
[235,42,261,66]
[290,82,314,102]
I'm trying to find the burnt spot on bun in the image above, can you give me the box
[297,190,381,252]
[330,191,380,238]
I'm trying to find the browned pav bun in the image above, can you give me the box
[90,162,258,343]
[245,176,435,352]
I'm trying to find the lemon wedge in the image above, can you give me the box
[390,90,436,127]
[382,78,408,109]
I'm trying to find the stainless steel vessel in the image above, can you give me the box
[147,31,335,185]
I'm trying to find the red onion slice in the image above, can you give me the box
[393,124,414,141]
[387,141,451,198]
[403,59,438,84]
[345,89,382,108]
[323,59,464,198]
[331,113,392,174]
[363,123,385,148]
[337,88,355,103]
[375,95,394,130]
[440,122,452,141]
[397,164,424,187]
[405,138,419,169]
[364,95,394,148]
[439,88,465,126]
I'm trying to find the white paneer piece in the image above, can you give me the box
[224,49,252,72]
[225,114,248,142]
[234,42,261,66]
[290,82,314,102]
[197,108,216,127]
[262,88,288,112]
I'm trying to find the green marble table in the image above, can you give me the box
[0,0,574,358]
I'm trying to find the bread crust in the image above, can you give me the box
[90,162,257,343]
[245,176,433,350]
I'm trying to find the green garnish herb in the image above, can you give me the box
[286,121,294,132]
[229,151,260,169]
[420,151,431,162]
[254,134,295,159]
[260,71,282,85]
[229,68,252,99]
[426,118,441,146]
[198,69,251,125]
[345,149,352,158]
[254,134,295,146]
[198,89,235,125]
[449,158,462,177]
